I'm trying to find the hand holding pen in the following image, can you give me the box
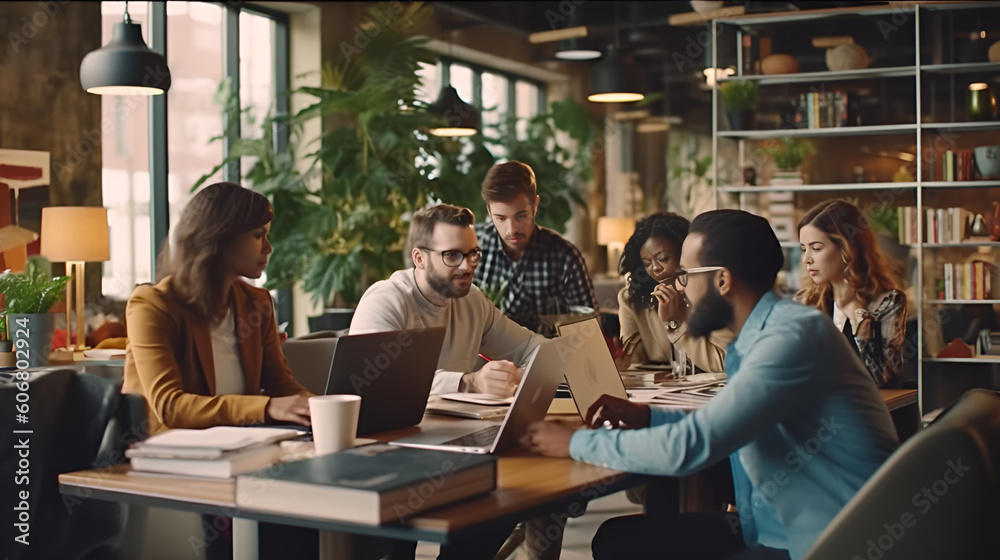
[652,277,687,325]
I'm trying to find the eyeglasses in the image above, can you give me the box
[419,247,482,267]
[674,266,724,287]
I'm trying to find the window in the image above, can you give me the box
[418,58,546,142]
[101,2,286,299]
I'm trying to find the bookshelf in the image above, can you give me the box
[710,2,1000,413]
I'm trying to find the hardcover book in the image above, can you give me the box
[236,444,497,525]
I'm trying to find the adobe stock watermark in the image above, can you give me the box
[348,328,418,392]
[852,457,971,559]
[338,1,404,62]
[392,451,478,522]
[6,0,69,55]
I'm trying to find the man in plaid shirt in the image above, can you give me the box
[473,160,597,334]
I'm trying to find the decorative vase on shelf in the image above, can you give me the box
[974,146,1000,179]
[825,43,869,71]
[726,109,755,131]
[971,213,989,237]
[967,83,997,121]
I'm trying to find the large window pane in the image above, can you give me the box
[515,80,537,140]
[240,11,274,174]
[449,64,474,106]
[101,2,151,299]
[166,2,224,239]
[416,61,438,104]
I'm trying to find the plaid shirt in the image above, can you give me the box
[473,221,597,332]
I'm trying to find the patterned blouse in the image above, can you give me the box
[828,289,908,388]
[473,221,597,333]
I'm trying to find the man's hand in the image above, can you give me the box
[265,394,312,426]
[653,283,688,324]
[460,360,522,397]
[585,394,650,429]
[522,420,576,457]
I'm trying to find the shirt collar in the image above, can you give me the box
[731,290,781,358]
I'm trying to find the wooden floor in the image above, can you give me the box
[415,491,643,559]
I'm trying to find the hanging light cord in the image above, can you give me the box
[123,1,132,24]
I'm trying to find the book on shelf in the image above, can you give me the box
[236,444,498,525]
[941,262,994,300]
[129,443,282,478]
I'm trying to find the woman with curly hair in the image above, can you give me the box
[616,212,732,372]
[796,199,907,388]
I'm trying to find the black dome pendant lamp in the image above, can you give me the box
[587,4,644,103]
[80,1,171,95]
[428,6,479,137]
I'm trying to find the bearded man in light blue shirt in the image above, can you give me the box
[525,209,899,560]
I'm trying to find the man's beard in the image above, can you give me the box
[688,284,733,338]
[426,265,472,299]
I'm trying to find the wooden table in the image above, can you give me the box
[59,415,637,555]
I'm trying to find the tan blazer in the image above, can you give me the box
[123,277,308,434]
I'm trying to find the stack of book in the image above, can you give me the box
[897,206,972,244]
[236,444,497,525]
[941,261,994,301]
[126,426,303,478]
[792,91,858,129]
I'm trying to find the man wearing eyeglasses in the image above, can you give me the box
[474,161,597,333]
[524,210,898,560]
[351,203,544,398]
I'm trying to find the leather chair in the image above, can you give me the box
[282,336,339,395]
[1,368,147,560]
[803,388,1000,559]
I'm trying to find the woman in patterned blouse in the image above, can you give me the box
[796,199,908,388]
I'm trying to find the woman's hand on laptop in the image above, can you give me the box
[522,421,574,457]
[460,360,522,397]
[585,395,650,430]
[265,394,312,426]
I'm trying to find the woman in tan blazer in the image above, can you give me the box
[123,182,312,435]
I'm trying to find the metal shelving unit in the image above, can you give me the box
[710,2,1000,414]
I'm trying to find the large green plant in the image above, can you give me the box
[719,80,759,111]
[198,3,594,307]
[0,256,71,315]
[758,137,816,171]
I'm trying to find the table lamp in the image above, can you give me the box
[597,216,635,276]
[39,207,110,351]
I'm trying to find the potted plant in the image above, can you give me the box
[757,137,816,184]
[0,256,72,367]
[197,2,592,326]
[719,79,758,131]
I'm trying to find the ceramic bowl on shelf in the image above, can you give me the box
[974,146,1000,179]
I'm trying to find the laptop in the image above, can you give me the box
[324,327,447,436]
[556,317,629,421]
[389,337,570,454]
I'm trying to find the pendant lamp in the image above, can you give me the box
[428,7,479,137]
[588,45,645,103]
[555,37,602,61]
[80,2,171,95]
[429,85,479,137]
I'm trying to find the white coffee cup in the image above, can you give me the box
[308,395,361,456]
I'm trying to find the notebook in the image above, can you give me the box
[324,327,447,435]
[556,317,629,421]
[389,337,569,454]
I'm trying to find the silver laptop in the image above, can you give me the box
[389,338,570,454]
[556,317,629,420]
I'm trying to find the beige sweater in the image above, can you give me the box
[350,269,545,394]
[617,287,733,372]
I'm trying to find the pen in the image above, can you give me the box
[478,353,491,362]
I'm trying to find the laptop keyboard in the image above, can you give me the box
[442,425,501,448]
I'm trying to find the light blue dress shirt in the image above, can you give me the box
[569,291,899,559]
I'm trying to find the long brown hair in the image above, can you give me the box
[157,182,273,320]
[795,199,901,309]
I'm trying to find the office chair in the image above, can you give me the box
[282,336,340,395]
[1,368,147,560]
[803,388,1000,559]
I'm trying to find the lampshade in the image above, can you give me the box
[39,207,111,262]
[597,217,636,246]
[555,38,602,61]
[588,46,645,103]
[79,9,171,95]
[429,86,480,137]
